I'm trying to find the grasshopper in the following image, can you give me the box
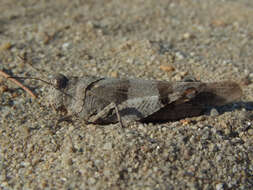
[47,74,242,126]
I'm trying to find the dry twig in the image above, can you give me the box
[0,70,37,98]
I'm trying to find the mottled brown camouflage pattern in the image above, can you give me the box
[48,74,242,124]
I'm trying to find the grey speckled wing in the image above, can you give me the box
[83,78,207,123]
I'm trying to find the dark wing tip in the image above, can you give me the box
[195,81,242,106]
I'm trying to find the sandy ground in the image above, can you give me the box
[0,0,253,189]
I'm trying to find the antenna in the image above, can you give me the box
[18,52,50,80]
[0,52,52,98]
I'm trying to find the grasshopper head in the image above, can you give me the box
[48,74,69,114]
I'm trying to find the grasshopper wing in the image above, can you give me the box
[87,78,208,123]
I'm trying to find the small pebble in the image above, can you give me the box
[249,73,253,78]
[159,64,175,73]
[216,183,224,190]
[0,84,8,94]
[103,142,112,150]
[62,42,71,50]
[210,108,219,116]
[0,42,12,51]
[175,52,185,60]
[182,33,195,40]
[110,71,118,78]
[211,19,227,27]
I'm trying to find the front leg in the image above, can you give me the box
[89,102,124,128]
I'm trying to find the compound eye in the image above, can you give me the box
[52,74,69,89]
